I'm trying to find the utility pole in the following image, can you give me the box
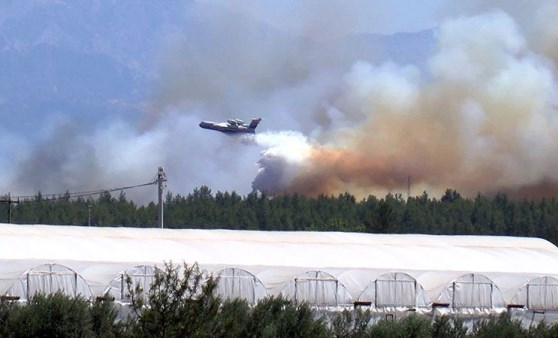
[88,204,92,226]
[157,166,167,229]
[0,194,19,223]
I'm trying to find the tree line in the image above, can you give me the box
[3,187,558,245]
[1,261,557,337]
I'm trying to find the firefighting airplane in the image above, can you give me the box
[199,118,262,134]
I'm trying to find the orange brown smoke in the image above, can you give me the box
[254,11,558,199]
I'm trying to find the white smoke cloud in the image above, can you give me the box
[5,1,558,202]
[250,131,313,193]
[250,9,558,198]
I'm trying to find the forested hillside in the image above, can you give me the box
[3,187,558,246]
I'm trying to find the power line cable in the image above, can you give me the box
[7,180,157,201]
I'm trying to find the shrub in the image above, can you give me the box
[246,296,329,338]
[125,261,221,337]
[330,308,371,338]
[211,298,251,337]
[367,315,432,338]
[472,313,526,338]
[90,298,122,337]
[7,292,92,337]
[431,315,467,338]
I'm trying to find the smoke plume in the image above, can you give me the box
[251,9,558,198]
[4,1,558,202]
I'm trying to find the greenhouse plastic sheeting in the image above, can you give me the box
[435,273,506,314]
[104,265,159,302]
[511,276,558,310]
[7,263,93,301]
[280,271,353,306]
[216,268,267,304]
[3,223,558,314]
[358,272,430,311]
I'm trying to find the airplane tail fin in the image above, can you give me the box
[248,118,262,130]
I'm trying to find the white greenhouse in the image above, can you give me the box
[2,223,558,323]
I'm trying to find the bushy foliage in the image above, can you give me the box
[245,296,329,337]
[368,315,433,338]
[90,298,122,337]
[472,313,527,338]
[124,261,221,337]
[431,315,467,338]
[10,293,92,337]
[211,298,252,337]
[526,320,558,338]
[0,292,122,337]
[0,299,16,337]
[329,308,371,338]
[123,262,329,338]
[4,277,558,337]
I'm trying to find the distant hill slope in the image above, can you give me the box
[0,0,434,134]
[0,0,184,133]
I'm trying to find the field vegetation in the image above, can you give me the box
[1,262,558,337]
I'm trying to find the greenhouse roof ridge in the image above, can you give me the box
[2,223,558,314]
[0,223,554,250]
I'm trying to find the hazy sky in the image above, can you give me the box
[209,0,446,35]
[150,0,558,200]
[2,0,558,202]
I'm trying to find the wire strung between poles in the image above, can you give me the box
[10,180,157,201]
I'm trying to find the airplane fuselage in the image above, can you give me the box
[199,118,261,134]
